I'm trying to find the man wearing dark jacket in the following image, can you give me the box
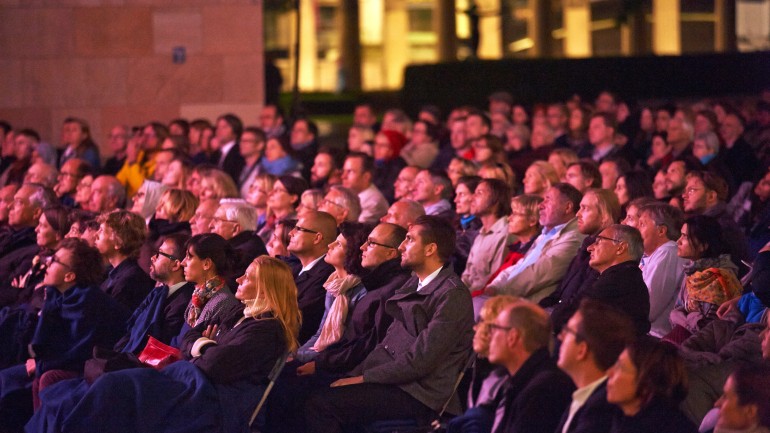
[209,199,267,287]
[305,216,474,433]
[487,301,574,433]
[585,224,651,336]
[286,211,337,344]
[555,300,635,433]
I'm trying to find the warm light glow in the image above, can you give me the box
[563,0,591,57]
[477,0,502,58]
[653,0,681,55]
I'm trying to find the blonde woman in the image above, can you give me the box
[197,167,239,201]
[522,160,559,197]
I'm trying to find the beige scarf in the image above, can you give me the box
[312,272,361,352]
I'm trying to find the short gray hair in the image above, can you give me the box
[219,199,257,232]
[328,185,361,222]
[24,183,57,210]
[694,131,720,154]
[638,202,684,241]
[610,224,644,262]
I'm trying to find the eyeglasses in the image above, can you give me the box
[211,217,236,225]
[322,199,347,211]
[594,234,620,245]
[294,225,319,235]
[487,323,513,333]
[559,325,584,341]
[46,255,72,270]
[154,250,180,261]
[363,238,398,250]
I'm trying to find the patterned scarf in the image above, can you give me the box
[312,272,361,352]
[186,276,225,326]
[684,265,743,312]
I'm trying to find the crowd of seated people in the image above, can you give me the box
[0,89,769,433]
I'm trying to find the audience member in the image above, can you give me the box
[209,198,267,286]
[380,199,425,229]
[318,185,362,225]
[412,169,456,223]
[555,300,636,433]
[305,215,473,433]
[637,203,687,337]
[341,152,389,223]
[486,183,585,303]
[286,210,337,343]
[462,179,512,293]
[486,301,575,433]
[606,337,697,433]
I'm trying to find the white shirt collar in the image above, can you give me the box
[417,266,443,292]
[220,140,237,157]
[166,280,188,298]
[299,254,326,275]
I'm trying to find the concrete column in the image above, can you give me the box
[652,0,681,55]
[297,0,317,89]
[563,0,592,57]
[435,0,458,61]
[383,0,409,88]
[339,0,362,90]
[715,0,737,52]
[530,0,551,57]
[478,0,502,58]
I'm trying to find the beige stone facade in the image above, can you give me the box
[0,1,265,158]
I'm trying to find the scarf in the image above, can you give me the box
[684,257,743,312]
[312,272,361,352]
[186,276,225,326]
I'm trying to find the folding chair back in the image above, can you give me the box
[249,351,290,427]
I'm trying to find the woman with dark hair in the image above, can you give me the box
[666,216,743,343]
[171,233,242,345]
[261,136,301,177]
[607,337,697,433]
[294,222,369,364]
[453,176,483,276]
[30,255,300,433]
[614,170,654,210]
[258,175,307,244]
[266,217,297,259]
[641,132,673,176]
[711,363,770,433]
[59,118,101,170]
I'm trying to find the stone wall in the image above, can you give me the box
[0,0,264,159]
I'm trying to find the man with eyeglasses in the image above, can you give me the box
[54,158,91,207]
[208,199,267,288]
[584,224,650,336]
[541,188,620,333]
[318,185,361,226]
[267,223,411,433]
[286,210,337,344]
[305,215,473,433]
[555,300,635,433]
[485,301,574,433]
[111,233,194,354]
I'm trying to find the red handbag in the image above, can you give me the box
[137,336,182,370]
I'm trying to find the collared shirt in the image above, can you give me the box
[417,266,443,292]
[299,254,326,276]
[218,140,236,166]
[640,240,686,337]
[561,376,607,433]
[166,280,188,298]
[424,199,452,217]
[591,144,615,162]
[501,222,567,281]
[461,216,511,291]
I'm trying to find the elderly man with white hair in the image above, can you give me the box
[209,198,267,283]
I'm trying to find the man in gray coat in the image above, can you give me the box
[305,215,475,433]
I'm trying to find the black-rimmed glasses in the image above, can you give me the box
[363,238,398,250]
